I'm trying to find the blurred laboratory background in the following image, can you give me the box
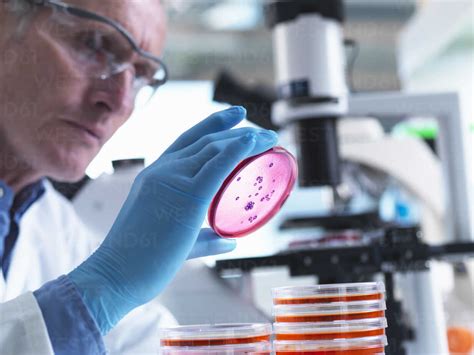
[61,1,474,354]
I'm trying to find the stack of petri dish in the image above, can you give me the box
[272,282,388,354]
[159,323,272,354]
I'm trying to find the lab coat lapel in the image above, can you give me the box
[3,200,42,302]
[0,271,5,302]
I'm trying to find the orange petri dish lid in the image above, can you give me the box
[160,323,272,347]
[274,300,386,318]
[273,283,385,305]
[207,147,297,238]
[274,335,387,353]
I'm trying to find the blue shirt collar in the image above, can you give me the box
[0,179,46,218]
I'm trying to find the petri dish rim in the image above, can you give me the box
[273,335,388,351]
[272,282,386,300]
[160,341,272,354]
[273,300,387,316]
[273,318,388,334]
[160,323,272,341]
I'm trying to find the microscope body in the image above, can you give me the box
[267,0,347,188]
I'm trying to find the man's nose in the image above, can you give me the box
[89,69,135,114]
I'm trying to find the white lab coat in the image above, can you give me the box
[0,180,177,354]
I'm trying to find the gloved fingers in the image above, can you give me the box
[194,132,277,194]
[164,106,247,155]
[179,134,254,180]
[187,228,237,259]
[176,127,278,159]
[181,130,278,178]
[177,136,240,178]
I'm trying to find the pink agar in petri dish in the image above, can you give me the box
[208,146,297,238]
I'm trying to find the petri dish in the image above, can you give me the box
[273,282,386,305]
[160,323,272,348]
[273,335,387,354]
[208,147,297,238]
[273,318,388,341]
[273,300,386,323]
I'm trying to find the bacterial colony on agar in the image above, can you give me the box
[236,170,274,225]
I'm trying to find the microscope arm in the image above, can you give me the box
[341,137,445,243]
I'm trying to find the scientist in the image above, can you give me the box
[0,0,278,354]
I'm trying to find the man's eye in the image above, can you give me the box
[75,30,106,54]
[83,31,103,51]
[134,64,154,81]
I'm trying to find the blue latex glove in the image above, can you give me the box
[188,228,235,259]
[69,107,278,334]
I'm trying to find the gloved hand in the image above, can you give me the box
[69,106,278,334]
[188,228,236,259]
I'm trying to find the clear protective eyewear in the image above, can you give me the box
[31,0,168,105]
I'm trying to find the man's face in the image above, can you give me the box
[0,0,166,182]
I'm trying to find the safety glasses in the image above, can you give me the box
[30,0,168,105]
